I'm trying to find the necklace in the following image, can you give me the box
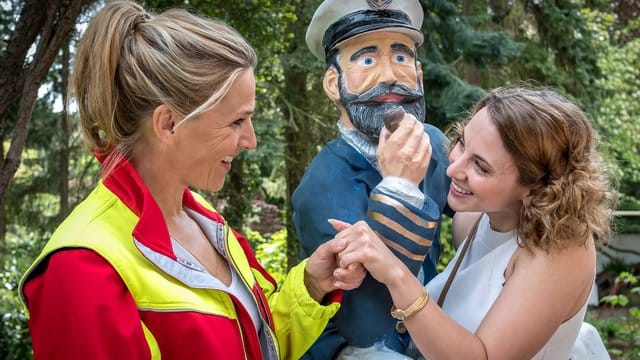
[170,210,231,285]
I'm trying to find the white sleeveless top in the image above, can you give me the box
[426,214,589,359]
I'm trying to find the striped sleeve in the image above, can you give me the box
[367,187,440,275]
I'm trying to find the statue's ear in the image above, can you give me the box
[417,60,424,83]
[323,66,340,103]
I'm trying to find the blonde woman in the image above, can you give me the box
[19,1,364,359]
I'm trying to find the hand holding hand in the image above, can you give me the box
[304,223,366,302]
[378,114,432,185]
[330,219,404,287]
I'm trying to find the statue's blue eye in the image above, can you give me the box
[395,54,406,63]
[362,57,374,66]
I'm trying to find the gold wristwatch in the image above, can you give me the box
[390,288,429,320]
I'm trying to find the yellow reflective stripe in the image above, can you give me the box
[225,224,256,289]
[141,321,161,359]
[234,317,249,360]
[371,193,437,229]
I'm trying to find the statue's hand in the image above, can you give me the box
[378,114,432,185]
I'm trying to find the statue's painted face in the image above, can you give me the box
[335,31,425,141]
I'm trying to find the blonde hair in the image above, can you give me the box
[453,87,615,252]
[72,0,257,163]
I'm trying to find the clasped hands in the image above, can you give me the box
[304,218,402,303]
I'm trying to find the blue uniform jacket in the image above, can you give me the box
[292,123,452,359]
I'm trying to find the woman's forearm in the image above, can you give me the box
[385,267,488,360]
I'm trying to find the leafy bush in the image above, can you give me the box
[591,271,640,359]
[0,253,32,360]
[436,216,455,272]
[245,228,288,286]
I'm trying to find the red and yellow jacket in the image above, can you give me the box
[19,158,341,360]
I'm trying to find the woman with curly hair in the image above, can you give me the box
[332,87,614,359]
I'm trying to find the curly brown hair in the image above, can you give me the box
[451,87,616,253]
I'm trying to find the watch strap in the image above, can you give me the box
[391,287,429,320]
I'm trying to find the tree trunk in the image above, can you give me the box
[0,1,46,126]
[0,140,5,263]
[0,0,91,207]
[283,71,311,270]
[58,40,71,221]
[281,0,320,270]
[462,0,485,86]
[488,0,511,22]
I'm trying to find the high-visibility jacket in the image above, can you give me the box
[20,157,341,360]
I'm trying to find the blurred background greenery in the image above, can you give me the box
[1,0,639,358]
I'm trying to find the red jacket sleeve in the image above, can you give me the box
[23,249,150,360]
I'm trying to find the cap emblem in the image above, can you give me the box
[367,0,393,9]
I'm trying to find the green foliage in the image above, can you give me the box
[420,0,523,127]
[485,0,603,115]
[583,6,640,233]
[612,195,640,233]
[592,271,640,358]
[422,62,486,127]
[244,228,288,286]
[5,101,100,250]
[2,0,640,357]
[585,8,640,202]
[600,272,637,307]
[587,314,637,359]
[436,216,454,272]
[0,250,33,360]
[530,1,601,104]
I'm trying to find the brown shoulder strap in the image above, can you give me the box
[437,214,483,307]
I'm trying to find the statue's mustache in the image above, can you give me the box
[350,83,422,104]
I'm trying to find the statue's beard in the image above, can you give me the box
[339,79,425,142]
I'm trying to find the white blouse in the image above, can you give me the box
[425,214,601,359]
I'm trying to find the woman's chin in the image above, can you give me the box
[447,193,473,213]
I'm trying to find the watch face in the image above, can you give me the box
[391,309,405,320]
